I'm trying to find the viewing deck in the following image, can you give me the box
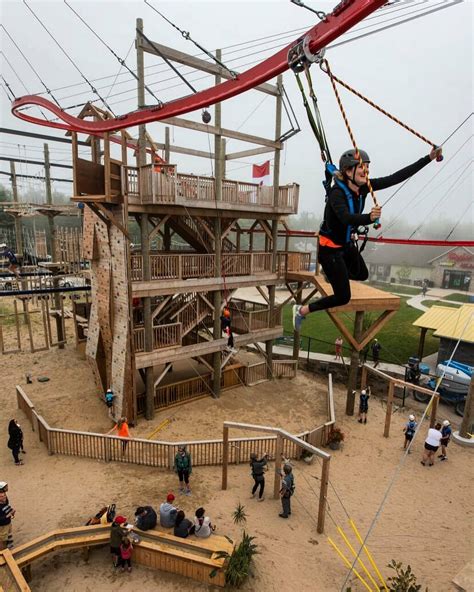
[124,164,299,214]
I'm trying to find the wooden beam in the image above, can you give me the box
[222,426,229,490]
[256,285,270,304]
[226,146,274,161]
[384,381,395,437]
[357,309,398,351]
[363,364,439,398]
[162,116,281,149]
[137,38,279,96]
[151,296,171,321]
[149,214,170,242]
[317,457,330,534]
[153,363,173,389]
[91,203,131,240]
[429,396,438,428]
[135,327,282,368]
[132,273,279,298]
[199,292,215,312]
[273,433,284,500]
[326,311,360,351]
[196,356,214,373]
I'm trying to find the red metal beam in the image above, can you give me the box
[11,0,387,134]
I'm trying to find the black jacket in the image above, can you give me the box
[320,155,431,246]
[135,506,157,531]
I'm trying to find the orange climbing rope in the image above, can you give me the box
[321,59,379,216]
[320,60,440,151]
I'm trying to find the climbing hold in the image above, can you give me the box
[37,376,50,383]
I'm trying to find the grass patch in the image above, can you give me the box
[282,297,439,365]
[368,281,422,296]
[421,300,461,309]
[443,293,472,303]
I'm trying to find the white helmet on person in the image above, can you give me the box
[409,414,415,421]
[0,481,7,492]
[0,243,7,249]
[443,420,450,426]
[361,389,366,395]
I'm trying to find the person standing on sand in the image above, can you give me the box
[249,452,268,502]
[174,445,192,495]
[107,417,130,455]
[7,419,24,466]
[109,515,127,568]
[358,388,370,424]
[403,414,417,452]
[334,336,343,361]
[421,423,442,466]
[279,464,295,519]
[439,420,452,461]
[0,482,15,550]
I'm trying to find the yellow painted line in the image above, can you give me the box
[147,419,170,440]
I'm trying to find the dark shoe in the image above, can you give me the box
[420,461,425,466]
[278,513,288,519]
[364,419,367,424]
[358,419,363,423]
[437,454,444,458]
[429,463,434,466]
[440,457,447,461]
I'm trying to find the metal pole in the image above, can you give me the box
[346,311,364,415]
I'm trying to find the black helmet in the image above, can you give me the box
[339,149,370,171]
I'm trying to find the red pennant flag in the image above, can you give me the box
[252,160,270,178]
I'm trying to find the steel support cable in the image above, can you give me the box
[0,24,62,108]
[320,60,440,152]
[290,0,327,20]
[144,0,237,79]
[445,201,473,241]
[1,51,30,96]
[380,146,473,235]
[340,312,472,591]
[63,0,161,106]
[380,117,473,213]
[0,75,16,101]
[22,0,116,115]
[407,163,473,239]
[377,134,474,238]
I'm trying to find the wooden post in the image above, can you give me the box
[10,161,23,255]
[212,50,223,399]
[417,327,427,361]
[346,311,364,415]
[222,426,229,490]
[137,18,154,419]
[429,394,438,428]
[384,381,395,437]
[266,74,283,378]
[292,281,303,361]
[361,365,368,390]
[460,374,474,438]
[164,127,170,163]
[273,433,283,499]
[317,457,330,534]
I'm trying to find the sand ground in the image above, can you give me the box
[0,319,472,592]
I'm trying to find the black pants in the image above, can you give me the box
[309,244,368,313]
[11,446,20,464]
[252,476,265,498]
[178,469,190,485]
[119,558,131,568]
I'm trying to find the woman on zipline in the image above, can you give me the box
[293,146,442,331]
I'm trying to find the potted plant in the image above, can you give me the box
[327,426,345,450]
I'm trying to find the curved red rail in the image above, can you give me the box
[366,237,474,247]
[11,0,386,133]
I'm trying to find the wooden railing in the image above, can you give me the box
[123,164,299,212]
[133,322,182,353]
[130,252,275,282]
[273,359,298,378]
[277,251,312,274]
[246,361,268,385]
[230,305,282,333]
[16,378,334,468]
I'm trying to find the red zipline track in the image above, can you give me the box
[11,0,387,134]
[366,237,474,247]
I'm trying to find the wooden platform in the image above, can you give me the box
[286,271,400,312]
[0,524,234,589]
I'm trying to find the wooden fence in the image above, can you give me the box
[124,164,299,213]
[16,372,332,469]
[133,322,182,353]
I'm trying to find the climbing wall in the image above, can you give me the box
[83,205,135,422]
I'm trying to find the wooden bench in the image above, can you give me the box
[0,524,233,589]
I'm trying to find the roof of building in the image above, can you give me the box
[427,246,473,264]
[413,304,474,343]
